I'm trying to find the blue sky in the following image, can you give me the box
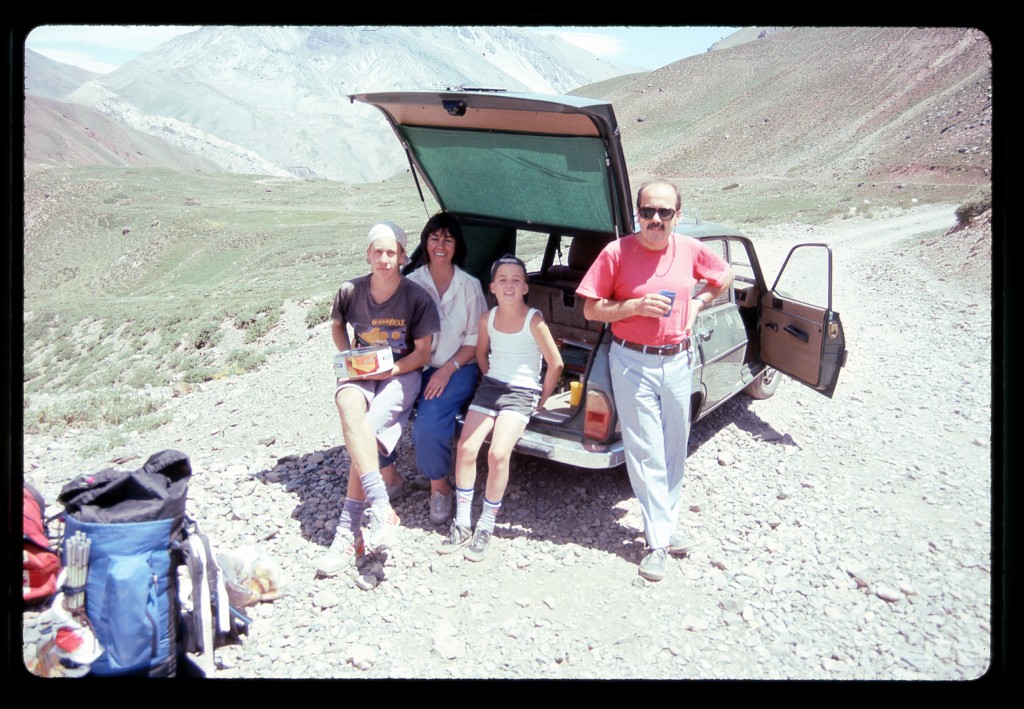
[25,25,740,75]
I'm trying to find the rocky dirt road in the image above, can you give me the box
[23,205,993,680]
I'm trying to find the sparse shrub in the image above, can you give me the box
[162,350,185,370]
[125,410,173,433]
[80,412,170,456]
[234,300,281,327]
[66,358,98,387]
[305,298,332,328]
[98,319,119,339]
[226,348,267,373]
[183,365,217,383]
[24,311,57,343]
[100,391,166,427]
[955,198,991,226]
[160,329,183,348]
[124,316,159,338]
[161,312,188,329]
[235,300,282,343]
[94,340,116,359]
[93,362,125,388]
[52,340,75,362]
[174,353,210,382]
[245,316,278,342]
[24,388,168,434]
[25,366,58,393]
[126,363,166,389]
[191,321,222,350]
[177,353,200,369]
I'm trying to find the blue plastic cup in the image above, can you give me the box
[658,290,676,317]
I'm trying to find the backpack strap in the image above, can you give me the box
[187,533,216,676]
[176,514,246,675]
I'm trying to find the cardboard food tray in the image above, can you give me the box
[334,345,394,379]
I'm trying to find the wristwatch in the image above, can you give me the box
[451,360,461,371]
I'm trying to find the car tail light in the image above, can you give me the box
[583,390,613,441]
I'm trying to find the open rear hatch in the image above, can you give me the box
[350,91,634,237]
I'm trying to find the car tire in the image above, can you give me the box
[743,366,780,399]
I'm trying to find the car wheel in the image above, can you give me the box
[743,366,780,399]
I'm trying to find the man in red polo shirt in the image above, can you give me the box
[577,181,734,582]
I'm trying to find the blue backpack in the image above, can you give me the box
[58,449,241,677]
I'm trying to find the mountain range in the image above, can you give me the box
[26,26,637,182]
[23,26,992,195]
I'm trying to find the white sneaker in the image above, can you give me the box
[316,531,364,577]
[364,504,400,553]
[668,530,696,556]
[638,547,668,581]
[436,521,472,555]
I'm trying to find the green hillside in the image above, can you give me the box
[22,167,440,415]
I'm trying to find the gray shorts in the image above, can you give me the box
[467,375,539,424]
[336,370,420,456]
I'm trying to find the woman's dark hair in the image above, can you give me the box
[419,212,468,267]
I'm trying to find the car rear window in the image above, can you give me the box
[399,125,617,234]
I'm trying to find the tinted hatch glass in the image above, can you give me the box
[399,125,617,233]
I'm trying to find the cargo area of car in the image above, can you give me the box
[523,280,603,421]
[524,237,610,424]
[521,233,612,424]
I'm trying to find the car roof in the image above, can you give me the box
[673,215,747,239]
[351,90,635,237]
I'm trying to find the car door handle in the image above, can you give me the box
[784,324,809,343]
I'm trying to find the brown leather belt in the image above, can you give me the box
[612,335,690,356]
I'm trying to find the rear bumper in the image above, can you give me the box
[514,428,624,469]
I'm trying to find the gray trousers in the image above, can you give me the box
[610,342,695,549]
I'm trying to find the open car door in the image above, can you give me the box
[759,243,846,398]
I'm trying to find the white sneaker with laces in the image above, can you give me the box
[364,504,400,553]
[316,531,364,577]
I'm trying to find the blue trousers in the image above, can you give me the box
[411,363,481,480]
[610,342,695,549]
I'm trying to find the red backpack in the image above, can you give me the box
[23,484,60,604]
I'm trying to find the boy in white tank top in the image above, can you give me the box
[437,255,564,561]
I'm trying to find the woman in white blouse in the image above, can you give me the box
[404,213,487,525]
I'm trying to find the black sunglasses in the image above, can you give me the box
[638,207,677,220]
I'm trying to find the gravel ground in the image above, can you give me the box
[21,204,994,681]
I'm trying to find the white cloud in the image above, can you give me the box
[546,31,626,59]
[26,25,198,52]
[25,25,200,73]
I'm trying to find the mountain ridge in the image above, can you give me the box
[49,26,635,182]
[23,26,992,193]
